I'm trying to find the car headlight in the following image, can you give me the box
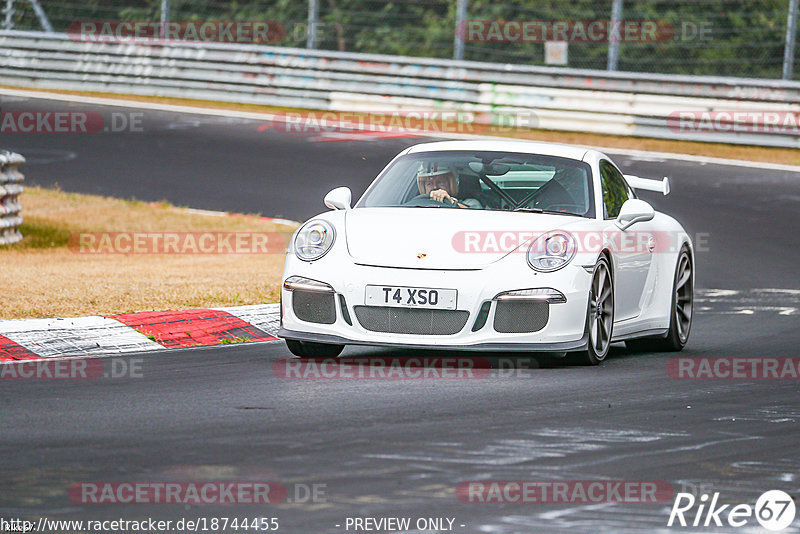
[527,231,576,272]
[294,219,335,261]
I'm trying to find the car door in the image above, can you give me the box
[599,160,654,321]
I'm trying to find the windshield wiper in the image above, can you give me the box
[513,207,584,217]
[397,204,457,209]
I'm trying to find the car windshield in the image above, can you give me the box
[357,150,595,218]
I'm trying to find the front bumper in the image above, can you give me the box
[279,258,592,352]
[277,327,589,352]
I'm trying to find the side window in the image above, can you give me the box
[599,160,630,219]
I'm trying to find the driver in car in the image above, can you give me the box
[416,162,481,208]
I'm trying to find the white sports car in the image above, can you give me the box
[278,140,693,365]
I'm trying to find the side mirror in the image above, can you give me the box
[616,199,654,231]
[324,187,352,210]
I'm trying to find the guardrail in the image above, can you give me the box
[0,151,25,246]
[1,30,799,147]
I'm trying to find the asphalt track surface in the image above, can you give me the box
[2,95,800,533]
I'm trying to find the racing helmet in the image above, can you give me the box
[416,161,458,195]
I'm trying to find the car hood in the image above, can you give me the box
[344,207,583,269]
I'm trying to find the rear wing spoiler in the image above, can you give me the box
[623,175,670,196]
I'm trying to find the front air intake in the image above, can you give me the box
[493,300,549,333]
[353,306,469,335]
[292,290,336,324]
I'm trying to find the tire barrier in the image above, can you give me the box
[0,151,25,246]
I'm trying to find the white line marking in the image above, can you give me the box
[183,207,229,217]
[699,289,740,298]
[758,288,800,295]
[562,435,761,470]
[538,502,617,521]
[268,218,301,226]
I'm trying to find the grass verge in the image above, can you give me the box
[2,186,296,319]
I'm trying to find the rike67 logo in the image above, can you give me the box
[668,490,796,530]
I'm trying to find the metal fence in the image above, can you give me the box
[0,151,25,246]
[2,30,799,148]
[2,0,799,80]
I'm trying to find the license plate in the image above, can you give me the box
[365,285,457,310]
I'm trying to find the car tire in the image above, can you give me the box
[285,339,345,358]
[627,246,693,353]
[571,256,614,366]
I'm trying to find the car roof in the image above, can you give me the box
[402,140,591,161]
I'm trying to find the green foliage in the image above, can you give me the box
[7,219,72,250]
[8,0,797,79]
